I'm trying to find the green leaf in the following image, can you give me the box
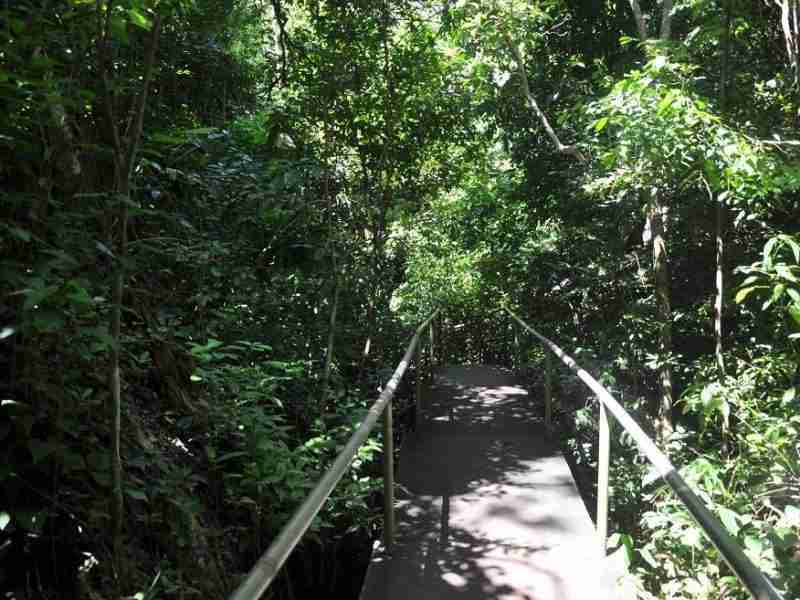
[744,535,763,555]
[787,237,800,262]
[776,265,799,283]
[741,275,761,287]
[764,237,778,268]
[191,338,224,355]
[125,488,148,501]
[771,284,786,304]
[718,507,740,535]
[788,304,800,326]
[784,505,800,527]
[783,387,796,402]
[683,526,703,549]
[640,545,659,568]
[700,384,715,406]
[23,285,58,311]
[593,117,609,133]
[4,226,31,242]
[0,511,9,531]
[151,132,186,145]
[110,14,130,44]
[651,55,668,71]
[657,91,676,114]
[734,286,760,304]
[128,8,151,29]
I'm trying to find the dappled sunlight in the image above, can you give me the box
[360,366,619,600]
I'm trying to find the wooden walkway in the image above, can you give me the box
[359,366,620,600]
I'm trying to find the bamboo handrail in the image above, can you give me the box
[229,309,439,600]
[502,305,783,600]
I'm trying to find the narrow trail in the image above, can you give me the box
[359,365,619,600]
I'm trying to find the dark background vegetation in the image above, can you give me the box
[1,1,799,598]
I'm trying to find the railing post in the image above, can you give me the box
[544,350,553,428]
[382,402,395,551]
[597,402,610,557]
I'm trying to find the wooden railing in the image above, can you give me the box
[228,310,439,600]
[503,305,783,600]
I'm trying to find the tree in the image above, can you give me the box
[95,4,162,572]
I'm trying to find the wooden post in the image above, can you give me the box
[597,402,610,557]
[544,350,553,428]
[383,402,395,550]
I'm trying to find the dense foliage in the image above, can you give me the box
[1,1,799,599]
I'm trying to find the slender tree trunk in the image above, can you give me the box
[660,0,673,40]
[776,0,800,85]
[717,1,732,452]
[99,14,162,575]
[627,0,673,42]
[320,267,340,415]
[647,192,674,441]
[628,0,648,40]
[109,175,128,571]
[714,201,726,380]
[717,0,731,383]
[720,0,732,113]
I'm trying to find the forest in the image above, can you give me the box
[1,0,799,598]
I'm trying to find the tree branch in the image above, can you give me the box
[504,34,585,161]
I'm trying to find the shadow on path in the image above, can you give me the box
[359,366,618,600]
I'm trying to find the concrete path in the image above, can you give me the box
[359,366,620,600]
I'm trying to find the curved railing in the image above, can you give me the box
[229,310,439,600]
[502,305,782,600]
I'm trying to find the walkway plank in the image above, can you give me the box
[359,366,619,600]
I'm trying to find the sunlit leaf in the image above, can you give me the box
[718,507,740,535]
[734,286,760,304]
[128,8,151,30]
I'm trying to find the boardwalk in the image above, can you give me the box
[359,366,619,600]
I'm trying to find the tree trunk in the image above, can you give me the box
[99,14,162,576]
[776,0,800,85]
[717,2,732,451]
[660,0,673,40]
[720,0,732,113]
[714,199,726,382]
[627,0,648,40]
[647,192,674,441]
[320,270,340,415]
[109,175,127,572]
[627,0,673,42]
